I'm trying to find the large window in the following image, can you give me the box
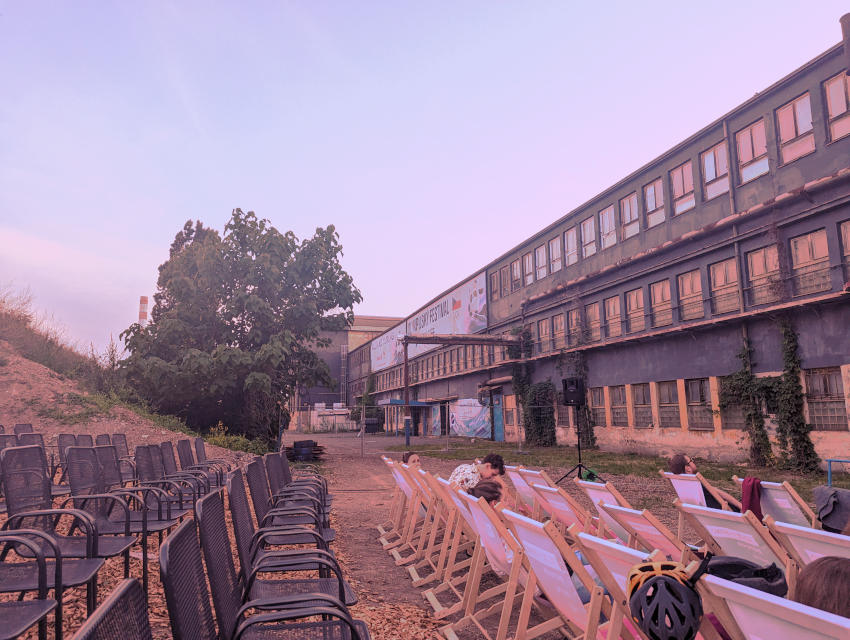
[585,302,601,342]
[567,308,581,344]
[537,318,551,354]
[658,381,680,428]
[599,206,617,249]
[511,259,521,291]
[610,385,627,426]
[581,217,597,258]
[777,93,814,164]
[523,252,534,286]
[790,229,830,295]
[805,367,848,431]
[500,265,511,298]
[535,244,547,280]
[633,383,652,428]
[625,287,645,333]
[650,280,672,327]
[745,245,780,306]
[736,119,768,183]
[490,272,500,302]
[549,237,562,273]
[701,141,729,200]
[553,313,565,349]
[564,227,578,266]
[670,160,695,214]
[604,295,622,338]
[825,72,850,141]
[686,378,713,430]
[710,257,740,314]
[590,387,606,427]
[677,270,704,320]
[620,192,639,240]
[644,178,665,228]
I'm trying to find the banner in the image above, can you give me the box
[369,321,406,372]
[449,398,491,438]
[430,406,441,436]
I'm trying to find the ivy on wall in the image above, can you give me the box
[526,382,557,446]
[508,326,534,443]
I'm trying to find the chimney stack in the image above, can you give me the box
[138,296,149,326]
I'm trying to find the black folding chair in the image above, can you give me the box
[94,434,110,446]
[159,441,210,496]
[193,437,232,471]
[13,423,34,435]
[133,446,192,518]
[76,434,93,447]
[110,433,136,483]
[0,529,58,640]
[70,578,152,640]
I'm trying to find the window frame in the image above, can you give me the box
[625,287,645,333]
[523,252,534,286]
[619,192,640,240]
[584,301,601,342]
[599,206,617,250]
[701,141,730,201]
[549,236,562,274]
[677,269,704,320]
[535,244,548,280]
[537,317,551,354]
[490,272,500,302]
[735,119,769,183]
[709,257,740,315]
[776,92,815,164]
[604,295,621,338]
[643,177,665,228]
[670,160,695,215]
[564,227,578,266]
[511,259,522,291]
[581,217,597,258]
[649,279,672,327]
[553,313,565,349]
[500,265,511,298]
[824,72,850,142]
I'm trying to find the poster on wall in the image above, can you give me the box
[369,321,406,372]
[430,406,441,436]
[449,398,491,438]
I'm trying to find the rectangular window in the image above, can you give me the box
[564,227,578,266]
[686,378,713,430]
[553,313,565,349]
[619,192,640,240]
[841,220,850,280]
[490,272,500,302]
[745,245,781,306]
[500,265,511,298]
[710,257,740,314]
[790,229,830,295]
[677,270,704,320]
[568,308,581,344]
[535,244,548,280]
[633,383,652,428]
[701,141,729,200]
[736,119,769,183]
[537,318,550,354]
[670,160,695,215]
[549,237,562,273]
[610,385,628,426]
[604,295,622,338]
[523,252,534,286]
[650,280,672,327]
[625,287,645,333]
[599,206,617,249]
[658,380,680,429]
[590,387,606,427]
[585,302,601,342]
[825,72,850,141]
[511,259,521,291]
[805,367,848,431]
[581,217,597,258]
[777,93,815,164]
[644,178,665,228]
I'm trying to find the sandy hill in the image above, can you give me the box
[0,339,245,466]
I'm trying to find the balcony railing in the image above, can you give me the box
[626,311,645,333]
[791,260,831,296]
[745,275,783,306]
[710,286,740,315]
[587,321,602,342]
[679,295,704,321]
[606,318,622,338]
[651,303,672,328]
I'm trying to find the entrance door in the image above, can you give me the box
[491,391,504,442]
[440,403,449,436]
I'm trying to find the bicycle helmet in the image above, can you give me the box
[627,561,703,640]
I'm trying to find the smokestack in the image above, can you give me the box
[842,13,850,75]
[138,296,149,326]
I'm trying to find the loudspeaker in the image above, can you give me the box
[562,378,585,406]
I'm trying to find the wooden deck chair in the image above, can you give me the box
[439,491,528,640]
[732,476,817,527]
[408,471,465,587]
[675,500,797,597]
[574,478,634,542]
[400,469,449,573]
[505,466,541,518]
[388,464,433,562]
[765,516,850,570]
[528,483,593,533]
[422,477,480,619]
[378,459,415,547]
[501,509,608,640]
[381,463,427,552]
[698,573,850,640]
[597,501,690,562]
[661,471,739,537]
[377,456,405,538]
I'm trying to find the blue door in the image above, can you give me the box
[491,392,504,442]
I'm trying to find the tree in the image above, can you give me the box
[120,209,362,442]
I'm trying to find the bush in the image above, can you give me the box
[204,421,269,455]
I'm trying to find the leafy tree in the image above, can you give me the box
[121,209,361,442]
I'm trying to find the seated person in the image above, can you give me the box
[449,453,505,491]
[794,556,850,617]
[668,453,740,512]
[468,479,502,504]
[401,451,420,468]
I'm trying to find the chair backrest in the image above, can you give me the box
[225,469,257,584]
[195,490,242,640]
[766,518,850,566]
[159,518,218,640]
[264,452,286,493]
[597,502,684,560]
[66,446,105,497]
[516,467,556,489]
[0,445,53,520]
[575,479,631,541]
[576,531,649,601]
[505,466,537,510]
[387,460,415,500]
[17,432,45,448]
[734,477,813,527]
[94,445,123,489]
[661,472,707,507]
[148,446,168,479]
[529,483,588,529]
[77,434,94,447]
[95,434,111,446]
[71,578,153,640]
[437,476,477,531]
[194,438,208,463]
[58,433,77,464]
[458,490,519,577]
[14,423,34,435]
[277,450,294,485]
[134,446,156,482]
[701,573,850,639]
[111,433,130,459]
[0,433,18,450]
[245,458,272,523]
[160,442,180,475]
[175,439,195,469]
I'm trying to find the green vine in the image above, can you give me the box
[526,382,557,446]
[775,318,819,473]
[509,326,534,443]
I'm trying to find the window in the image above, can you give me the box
[777,93,814,163]
[632,383,653,428]
[686,378,713,430]
[625,287,645,333]
[549,237,562,273]
[553,313,565,349]
[825,72,850,141]
[670,160,695,214]
[537,318,550,354]
[523,252,534,286]
[510,259,521,291]
[610,385,627,426]
[745,245,780,306]
[736,119,769,182]
[564,227,578,266]
[620,192,639,240]
[585,302,601,342]
[535,245,547,280]
[567,308,581,344]
[604,295,621,338]
[677,270,703,320]
[490,272,500,302]
[581,217,597,258]
[500,265,511,298]
[644,178,665,228]
[650,280,672,327]
[790,229,830,295]
[590,387,606,427]
[805,367,848,431]
[658,380,681,428]
[599,206,616,249]
[841,220,850,280]
[701,141,729,200]
[710,257,740,314]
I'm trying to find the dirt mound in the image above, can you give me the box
[0,339,246,466]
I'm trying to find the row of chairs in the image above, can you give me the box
[0,423,34,435]
[380,458,850,640]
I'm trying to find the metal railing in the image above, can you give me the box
[791,261,831,296]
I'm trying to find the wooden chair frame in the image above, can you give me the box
[732,476,817,528]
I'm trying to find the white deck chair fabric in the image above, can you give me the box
[505,466,537,511]
[516,468,555,489]
[597,502,683,559]
[702,574,850,639]
[575,479,631,543]
[662,472,708,507]
[439,477,477,532]
[768,519,850,565]
[529,484,587,529]
[458,491,517,577]
[390,461,414,499]
[734,478,812,527]
[576,532,648,595]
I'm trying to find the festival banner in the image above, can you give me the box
[449,398,491,438]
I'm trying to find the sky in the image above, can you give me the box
[1,1,848,352]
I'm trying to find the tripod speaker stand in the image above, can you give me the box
[556,378,597,483]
